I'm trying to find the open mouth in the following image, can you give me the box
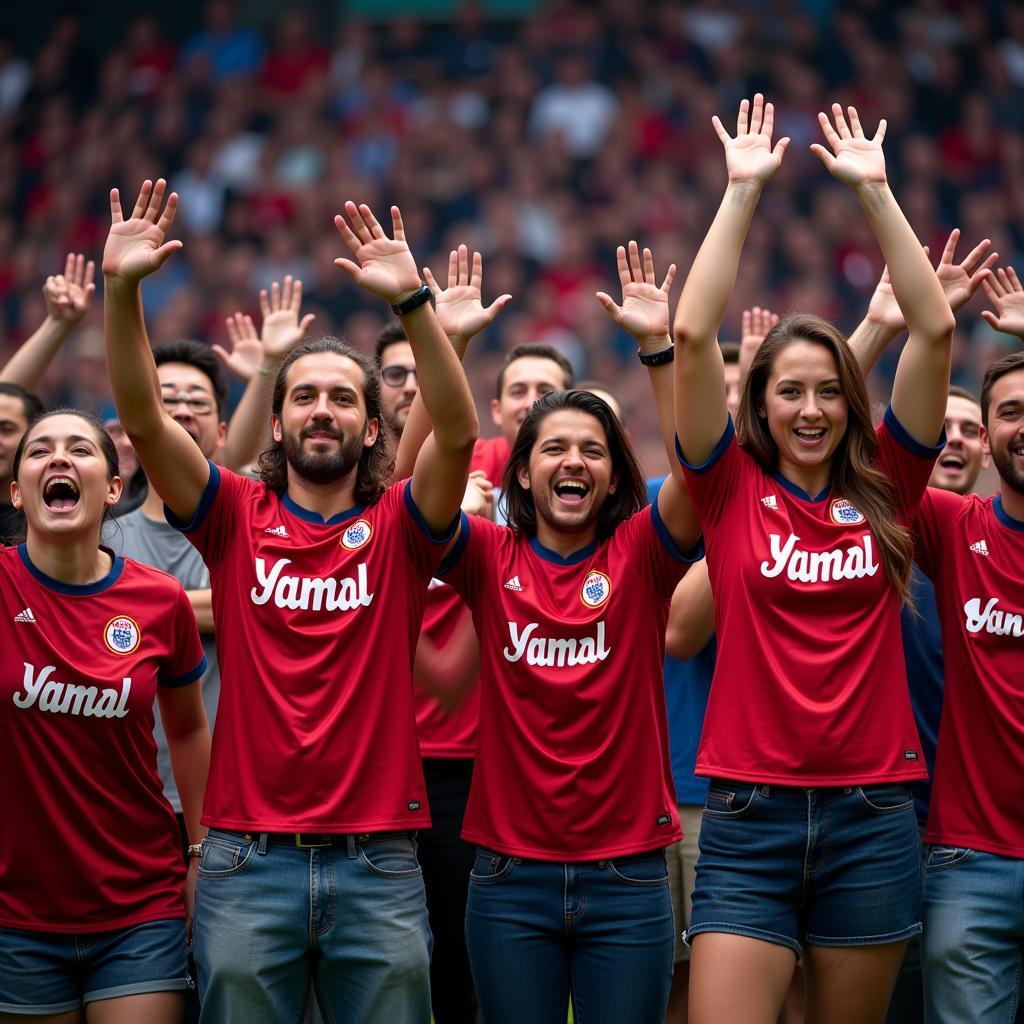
[794,427,826,448]
[43,475,80,512]
[938,453,966,472]
[553,478,589,505]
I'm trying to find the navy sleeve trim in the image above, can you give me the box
[883,405,946,460]
[650,498,705,564]
[436,512,471,577]
[402,480,462,544]
[165,461,221,534]
[160,654,208,689]
[676,417,735,474]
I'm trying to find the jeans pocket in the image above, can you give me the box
[468,847,516,885]
[703,780,761,819]
[607,850,669,887]
[924,845,975,872]
[854,784,915,815]
[197,833,258,878]
[358,835,422,880]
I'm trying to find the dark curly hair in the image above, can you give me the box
[256,336,394,505]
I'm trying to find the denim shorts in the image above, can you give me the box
[688,780,923,956]
[0,918,187,1015]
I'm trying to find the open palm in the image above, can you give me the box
[425,245,511,344]
[596,242,675,342]
[334,202,421,303]
[811,104,887,189]
[713,94,789,187]
[103,179,181,283]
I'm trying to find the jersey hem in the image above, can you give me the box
[460,829,683,861]
[0,906,185,936]
[203,814,433,832]
[419,747,476,759]
[694,765,929,785]
[923,831,1024,859]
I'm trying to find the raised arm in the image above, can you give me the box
[218,276,315,471]
[334,204,480,533]
[665,559,715,661]
[738,305,779,384]
[811,104,956,444]
[674,94,789,464]
[596,241,698,550]
[1,254,95,389]
[980,266,1024,340]
[848,229,995,376]
[392,245,511,481]
[102,179,210,522]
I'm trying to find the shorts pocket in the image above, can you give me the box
[924,845,975,872]
[197,833,258,878]
[469,847,516,885]
[607,850,669,887]
[854,784,914,815]
[358,835,422,880]
[703,781,761,819]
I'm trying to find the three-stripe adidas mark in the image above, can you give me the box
[503,575,525,592]
[14,607,37,624]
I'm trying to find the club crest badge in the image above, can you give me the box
[340,518,373,550]
[104,615,140,655]
[829,498,866,525]
[580,570,611,608]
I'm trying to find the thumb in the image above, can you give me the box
[298,313,316,335]
[483,294,512,319]
[211,344,232,367]
[773,137,790,161]
[152,240,183,270]
[334,258,363,283]
[980,310,999,330]
[595,292,622,320]
[809,144,834,172]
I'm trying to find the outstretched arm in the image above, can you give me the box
[811,104,956,444]
[392,245,511,482]
[103,179,210,521]
[980,266,1024,340]
[1,254,95,389]
[334,204,480,533]
[674,94,789,465]
[218,276,315,471]
[596,241,699,550]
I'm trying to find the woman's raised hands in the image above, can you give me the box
[811,104,887,190]
[712,94,789,187]
[103,179,182,283]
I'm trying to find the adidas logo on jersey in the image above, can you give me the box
[969,539,989,556]
[760,495,779,510]
[265,525,290,538]
[14,607,36,624]
[504,575,525,592]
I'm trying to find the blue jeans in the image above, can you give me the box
[193,830,431,1024]
[922,845,1024,1024]
[464,847,674,1024]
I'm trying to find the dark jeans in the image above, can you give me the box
[420,757,478,1024]
[177,812,200,1024]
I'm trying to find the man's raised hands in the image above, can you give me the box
[596,241,676,346]
[423,244,511,348]
[43,253,96,326]
[333,202,422,304]
[103,179,182,283]
[981,266,1024,339]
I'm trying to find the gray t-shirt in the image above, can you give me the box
[108,507,220,813]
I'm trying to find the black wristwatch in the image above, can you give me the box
[637,345,675,366]
[390,284,434,316]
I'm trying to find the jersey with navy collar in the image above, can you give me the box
[169,463,456,832]
[0,545,205,932]
[440,502,698,860]
[914,488,1024,857]
[678,407,941,785]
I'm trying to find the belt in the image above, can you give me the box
[224,829,413,849]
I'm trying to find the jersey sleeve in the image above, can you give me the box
[676,418,748,532]
[164,462,261,568]
[159,581,208,688]
[436,513,498,604]
[911,486,964,581]
[617,502,704,601]
[395,480,465,581]
[876,406,946,521]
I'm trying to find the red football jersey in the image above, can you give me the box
[441,502,697,859]
[679,408,940,785]
[915,489,1024,856]
[170,465,454,832]
[0,545,206,932]
[472,436,510,488]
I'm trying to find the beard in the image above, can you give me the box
[282,423,366,485]
[990,440,1024,496]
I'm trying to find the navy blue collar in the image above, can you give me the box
[529,534,597,565]
[19,543,124,595]
[282,492,364,526]
[993,495,1024,532]
[770,472,831,504]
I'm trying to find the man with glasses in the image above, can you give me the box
[375,322,419,443]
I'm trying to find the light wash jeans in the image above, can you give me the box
[922,845,1024,1024]
[193,829,431,1024]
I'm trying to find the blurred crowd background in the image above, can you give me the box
[0,0,1021,472]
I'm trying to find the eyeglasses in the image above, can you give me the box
[161,391,214,415]
[381,365,417,388]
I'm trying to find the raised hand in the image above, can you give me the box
[981,266,1024,338]
[103,179,182,283]
[935,229,996,313]
[864,263,904,333]
[810,104,887,189]
[214,312,262,381]
[596,241,676,345]
[258,275,315,360]
[43,253,96,325]
[461,470,495,519]
[712,94,789,187]
[423,245,511,346]
[740,305,779,355]
[333,202,421,304]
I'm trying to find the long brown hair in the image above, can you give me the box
[736,314,915,607]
